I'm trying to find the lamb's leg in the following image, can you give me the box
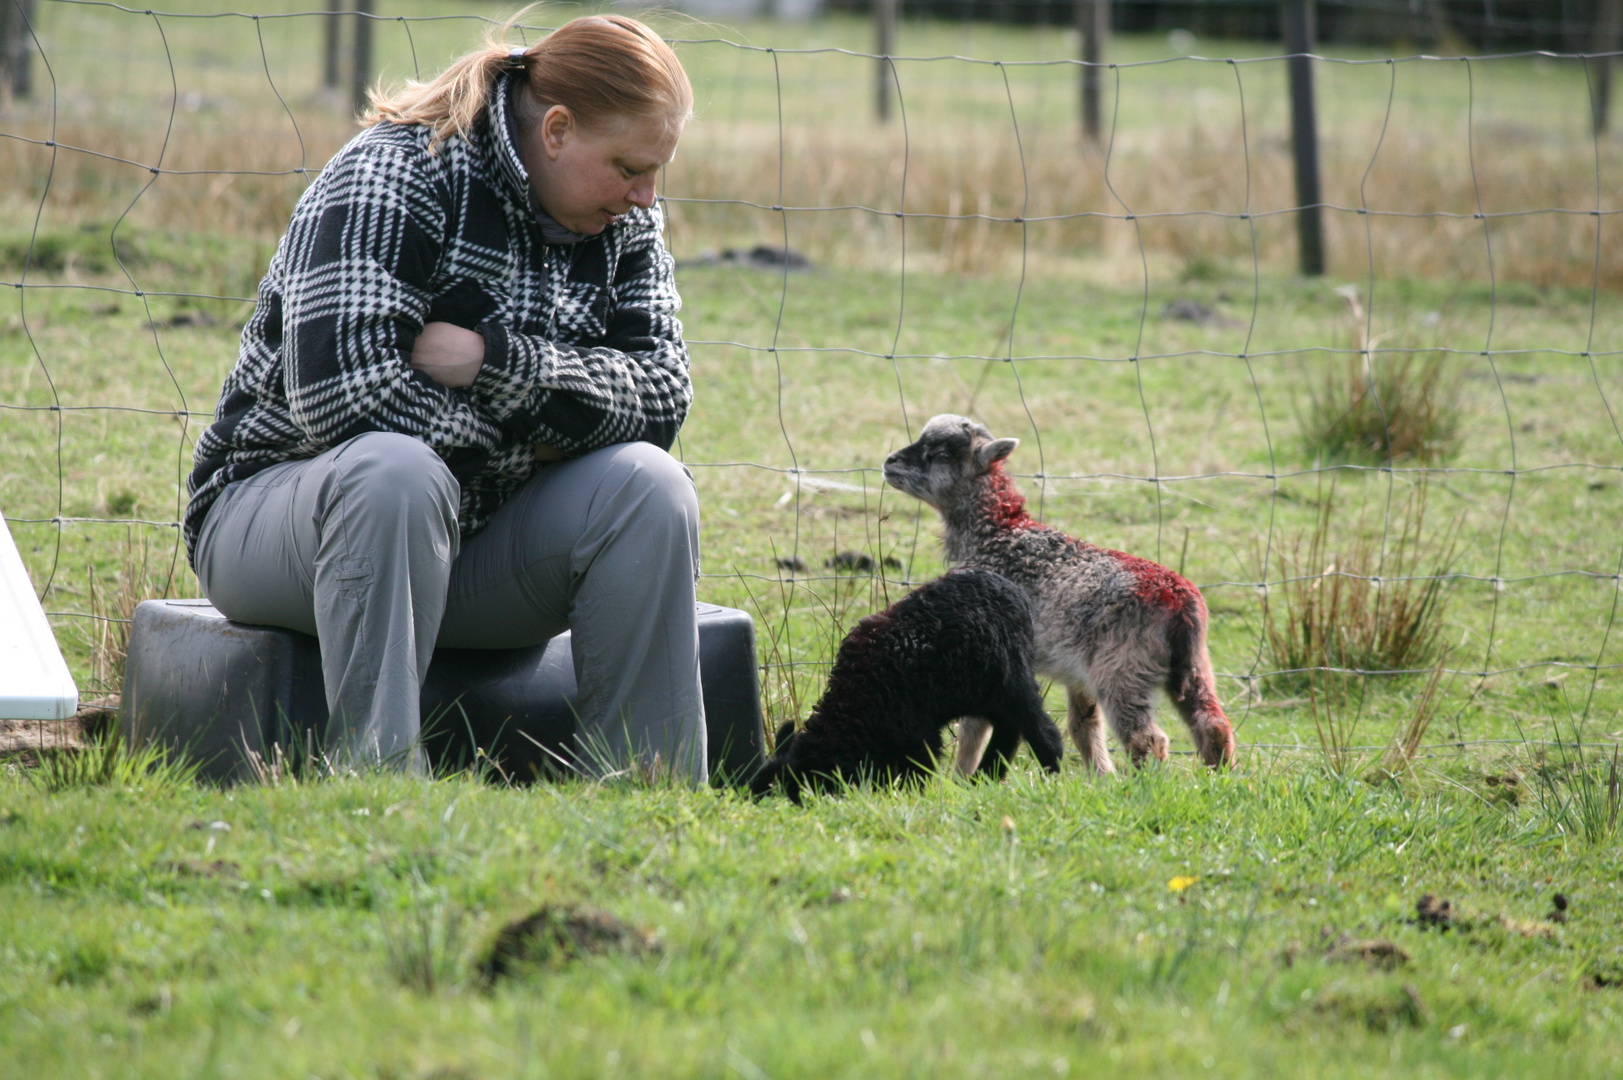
[1066,685,1116,775]
[999,668,1062,774]
[1169,660,1235,769]
[1093,682,1169,769]
[748,757,785,798]
[974,717,1023,780]
[1019,707,1065,774]
[954,717,994,776]
[1168,669,1226,763]
[898,735,942,788]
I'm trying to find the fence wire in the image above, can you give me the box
[3,1,1621,760]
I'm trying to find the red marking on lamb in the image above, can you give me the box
[983,463,1039,532]
[983,468,1197,615]
[882,414,1237,772]
[1105,549,1202,613]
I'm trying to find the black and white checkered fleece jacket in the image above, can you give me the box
[184,72,690,564]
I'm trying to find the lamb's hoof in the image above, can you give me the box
[1196,721,1237,769]
[1083,754,1117,777]
[1125,730,1171,768]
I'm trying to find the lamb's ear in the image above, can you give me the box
[773,721,796,749]
[974,437,1019,470]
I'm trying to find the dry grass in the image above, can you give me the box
[4,91,1619,289]
[80,527,181,700]
[1259,478,1460,689]
[1371,655,1451,780]
[1303,652,1447,779]
[1299,284,1462,465]
[665,116,1623,288]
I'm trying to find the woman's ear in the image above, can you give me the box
[540,104,575,158]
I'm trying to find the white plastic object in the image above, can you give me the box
[0,515,78,720]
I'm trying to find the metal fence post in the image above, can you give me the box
[351,0,373,118]
[876,0,896,123]
[1595,0,1622,135]
[1077,0,1108,145]
[324,2,344,93]
[1282,0,1325,276]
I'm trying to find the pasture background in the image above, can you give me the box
[3,2,1623,1075]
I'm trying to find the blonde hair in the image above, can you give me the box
[364,11,692,153]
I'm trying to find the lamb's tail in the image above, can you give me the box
[1167,598,1235,769]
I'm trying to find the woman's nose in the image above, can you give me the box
[628,173,657,210]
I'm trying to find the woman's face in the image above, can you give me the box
[519,98,681,237]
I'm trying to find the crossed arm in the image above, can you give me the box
[277,138,688,463]
[409,322,562,461]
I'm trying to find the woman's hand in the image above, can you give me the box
[411,321,485,388]
[414,321,563,459]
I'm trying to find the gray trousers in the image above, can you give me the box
[193,432,706,782]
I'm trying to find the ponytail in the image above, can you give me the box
[365,10,692,154]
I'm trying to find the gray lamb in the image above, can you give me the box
[883,414,1235,774]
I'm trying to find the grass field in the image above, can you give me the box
[2,747,1622,1078]
[3,3,1623,1074]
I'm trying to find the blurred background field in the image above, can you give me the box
[2,0,1622,766]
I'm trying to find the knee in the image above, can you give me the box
[599,443,698,531]
[325,433,459,525]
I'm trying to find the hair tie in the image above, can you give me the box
[509,46,528,62]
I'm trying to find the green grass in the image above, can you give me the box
[2,751,1622,1078]
[6,253,1623,1073]
[9,257,1621,749]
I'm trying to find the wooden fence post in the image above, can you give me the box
[351,0,373,118]
[0,2,11,103]
[1,0,37,101]
[875,0,896,123]
[1595,0,1622,135]
[324,2,344,93]
[1282,0,1325,276]
[1077,0,1108,145]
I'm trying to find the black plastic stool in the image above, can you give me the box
[120,599,764,784]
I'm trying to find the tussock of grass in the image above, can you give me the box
[381,871,471,995]
[1302,351,1461,466]
[1299,287,1463,466]
[80,526,178,700]
[1260,479,1460,690]
[25,725,198,794]
[1520,710,1623,848]
[1372,655,1452,781]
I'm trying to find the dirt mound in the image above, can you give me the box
[480,904,659,984]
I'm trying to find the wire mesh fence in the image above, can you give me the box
[3,0,1620,764]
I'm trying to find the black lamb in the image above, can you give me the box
[750,567,1064,803]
